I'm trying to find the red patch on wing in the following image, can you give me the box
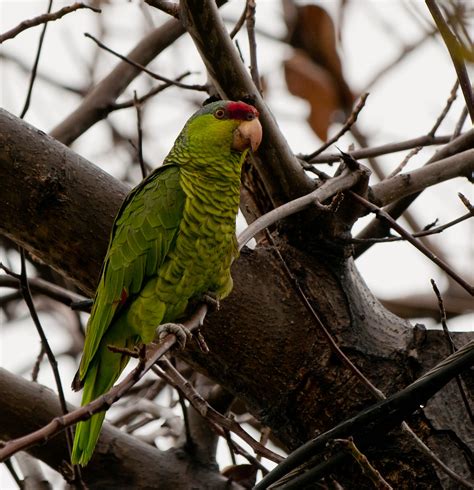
[226,101,259,121]
[120,288,128,305]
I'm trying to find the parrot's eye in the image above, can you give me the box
[214,108,226,119]
[246,112,256,121]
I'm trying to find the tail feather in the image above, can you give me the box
[71,410,107,466]
[71,333,134,466]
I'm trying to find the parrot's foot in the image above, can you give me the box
[157,323,192,350]
[203,292,220,312]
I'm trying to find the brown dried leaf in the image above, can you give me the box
[282,1,354,139]
[284,51,340,141]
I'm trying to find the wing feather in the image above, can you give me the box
[79,165,184,379]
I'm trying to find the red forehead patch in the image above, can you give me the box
[226,101,259,120]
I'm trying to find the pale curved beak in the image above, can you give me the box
[232,118,263,153]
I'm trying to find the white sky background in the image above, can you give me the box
[0,0,473,488]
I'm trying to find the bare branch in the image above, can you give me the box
[180,0,314,208]
[386,80,459,178]
[0,274,86,307]
[426,0,474,122]
[256,339,474,489]
[334,438,392,490]
[0,3,100,44]
[303,93,370,161]
[144,0,180,18]
[307,134,452,164]
[238,168,365,250]
[109,71,191,111]
[350,193,473,295]
[50,19,185,145]
[430,279,474,423]
[155,359,283,463]
[371,149,474,206]
[0,369,236,488]
[354,128,474,255]
[19,0,52,119]
[230,0,248,38]
[0,305,207,462]
[84,33,207,91]
[1,255,76,464]
[246,0,261,93]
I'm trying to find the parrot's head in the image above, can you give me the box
[182,100,262,160]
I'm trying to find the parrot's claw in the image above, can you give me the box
[203,293,220,312]
[157,322,192,350]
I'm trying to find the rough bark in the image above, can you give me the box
[1,110,473,487]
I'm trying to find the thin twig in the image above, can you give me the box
[426,0,474,122]
[109,71,191,111]
[343,210,473,244]
[0,304,208,462]
[453,107,469,138]
[265,231,385,402]
[303,93,369,161]
[177,390,193,449]
[224,429,237,465]
[256,340,474,489]
[84,33,207,91]
[133,91,147,178]
[227,436,270,474]
[4,459,23,489]
[364,26,438,90]
[246,0,261,93]
[0,273,86,308]
[230,0,248,38]
[459,192,473,213]
[19,0,52,119]
[13,251,75,461]
[350,192,473,295]
[386,80,459,179]
[431,279,474,423]
[155,358,283,463]
[0,3,101,44]
[334,438,393,490]
[429,79,460,136]
[31,344,46,382]
[306,134,451,164]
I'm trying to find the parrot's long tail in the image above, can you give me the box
[71,334,134,466]
[71,361,109,466]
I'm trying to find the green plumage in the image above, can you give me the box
[71,101,257,465]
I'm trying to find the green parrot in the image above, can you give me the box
[71,100,262,466]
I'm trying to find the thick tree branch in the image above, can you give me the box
[0,305,207,462]
[0,368,240,489]
[371,149,474,206]
[0,108,127,294]
[1,108,473,487]
[180,0,314,209]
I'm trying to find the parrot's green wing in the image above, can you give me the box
[78,164,185,380]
